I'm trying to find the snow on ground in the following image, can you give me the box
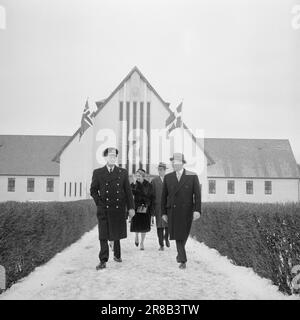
[0,224,298,300]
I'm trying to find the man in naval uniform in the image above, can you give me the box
[90,147,135,270]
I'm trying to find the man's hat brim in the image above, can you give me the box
[170,153,186,163]
[158,162,168,169]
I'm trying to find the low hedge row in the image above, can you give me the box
[0,199,97,290]
[190,202,300,295]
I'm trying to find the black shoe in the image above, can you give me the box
[114,257,122,263]
[135,241,139,247]
[158,246,164,251]
[96,262,106,270]
[165,239,170,247]
[179,262,186,269]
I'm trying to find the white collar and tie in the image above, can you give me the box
[106,165,115,173]
[176,168,184,181]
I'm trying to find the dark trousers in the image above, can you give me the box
[99,240,121,263]
[157,227,169,247]
[175,237,188,263]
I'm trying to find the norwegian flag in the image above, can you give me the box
[79,99,93,140]
[165,102,183,138]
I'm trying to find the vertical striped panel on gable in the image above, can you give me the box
[52,66,215,165]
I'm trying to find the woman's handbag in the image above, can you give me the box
[136,205,148,213]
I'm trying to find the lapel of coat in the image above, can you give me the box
[173,169,188,195]
[158,176,163,185]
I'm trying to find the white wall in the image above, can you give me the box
[58,125,93,201]
[59,70,209,202]
[206,177,299,203]
[0,175,59,202]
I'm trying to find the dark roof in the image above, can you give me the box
[1,135,298,179]
[0,135,70,176]
[52,66,214,165]
[205,138,300,178]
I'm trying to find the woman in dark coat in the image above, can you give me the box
[130,168,153,250]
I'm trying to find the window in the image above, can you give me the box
[80,182,82,197]
[227,180,235,194]
[265,181,272,195]
[246,181,253,194]
[7,178,15,192]
[46,178,54,192]
[69,182,72,197]
[208,180,216,194]
[64,182,66,197]
[27,178,35,192]
[74,182,77,197]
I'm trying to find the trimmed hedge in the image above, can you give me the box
[190,202,300,295]
[0,200,97,290]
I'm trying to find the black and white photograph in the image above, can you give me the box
[0,0,300,305]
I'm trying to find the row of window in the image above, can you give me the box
[208,180,272,195]
[64,182,83,197]
[6,178,54,192]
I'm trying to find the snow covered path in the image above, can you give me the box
[0,225,296,300]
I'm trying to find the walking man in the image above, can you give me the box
[151,162,170,251]
[90,147,135,270]
[161,153,201,269]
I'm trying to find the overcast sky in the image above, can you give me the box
[0,0,299,162]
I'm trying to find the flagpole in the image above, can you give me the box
[91,98,97,199]
[181,99,184,154]
[84,97,88,199]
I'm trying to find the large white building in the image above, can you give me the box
[1,67,299,203]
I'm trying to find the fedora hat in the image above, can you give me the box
[169,153,186,164]
[157,162,168,169]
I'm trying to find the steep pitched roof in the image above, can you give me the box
[93,66,171,118]
[0,135,70,176]
[205,138,300,178]
[52,66,214,165]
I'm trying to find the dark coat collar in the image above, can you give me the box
[101,165,120,181]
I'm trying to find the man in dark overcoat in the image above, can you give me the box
[90,147,135,270]
[151,162,170,250]
[161,153,201,269]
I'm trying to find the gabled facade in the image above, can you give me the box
[54,67,211,201]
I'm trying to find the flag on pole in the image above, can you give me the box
[79,99,93,140]
[165,102,183,137]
